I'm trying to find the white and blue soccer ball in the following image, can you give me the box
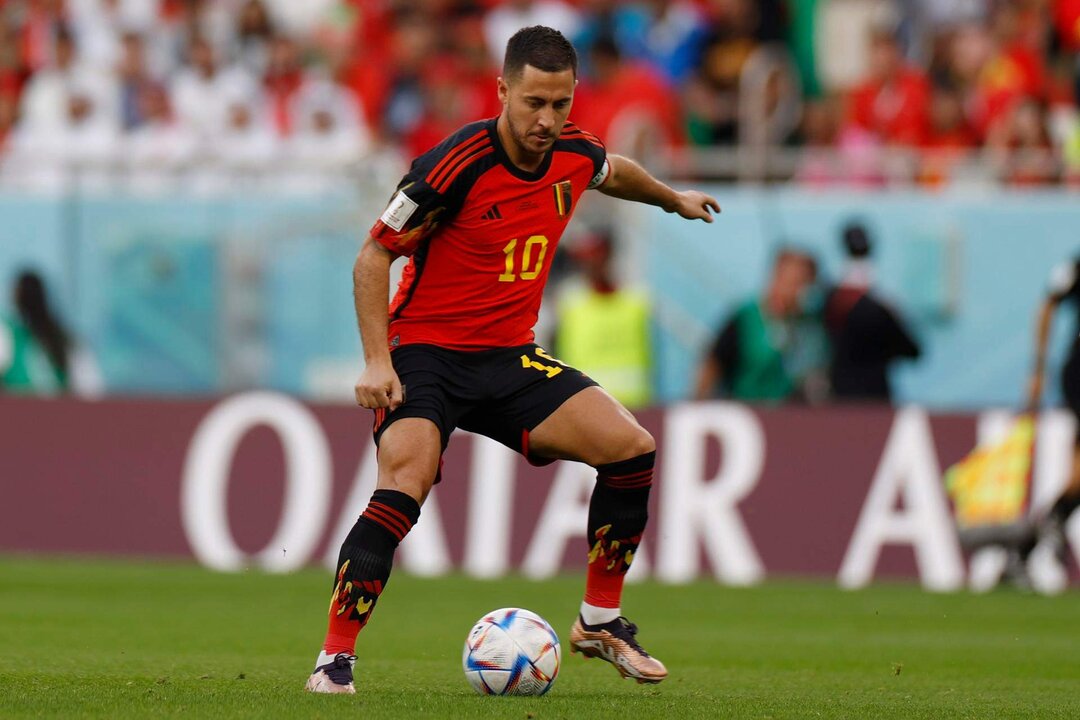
[462,607,561,696]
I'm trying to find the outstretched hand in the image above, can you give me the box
[670,190,721,223]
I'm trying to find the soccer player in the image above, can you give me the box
[305,25,719,694]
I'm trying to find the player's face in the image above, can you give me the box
[498,65,575,158]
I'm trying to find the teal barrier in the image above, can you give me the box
[0,188,1076,408]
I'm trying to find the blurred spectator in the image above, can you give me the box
[18,25,115,134]
[683,0,763,145]
[0,270,102,396]
[380,10,437,143]
[0,0,1074,187]
[170,35,257,142]
[194,89,278,193]
[573,36,682,155]
[115,31,155,130]
[233,0,275,75]
[573,0,651,74]
[844,24,930,147]
[263,34,304,136]
[640,0,709,85]
[693,248,824,403]
[918,86,978,186]
[987,95,1056,185]
[554,231,653,409]
[124,82,197,194]
[823,222,920,402]
[483,0,581,68]
[816,0,897,93]
[9,78,120,192]
[67,0,159,72]
[281,76,370,193]
[19,0,71,73]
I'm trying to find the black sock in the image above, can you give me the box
[323,489,420,654]
[584,452,654,609]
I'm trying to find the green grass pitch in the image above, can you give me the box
[1,556,1078,719]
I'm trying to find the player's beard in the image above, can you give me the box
[508,114,555,161]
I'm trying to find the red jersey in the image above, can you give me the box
[370,117,609,351]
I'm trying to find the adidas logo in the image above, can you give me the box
[481,204,503,221]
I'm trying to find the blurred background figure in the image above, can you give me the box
[554,231,653,410]
[693,248,824,404]
[824,222,921,403]
[0,270,101,397]
[1025,254,1080,570]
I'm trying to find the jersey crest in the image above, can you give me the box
[553,180,573,218]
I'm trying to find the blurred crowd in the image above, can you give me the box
[0,0,1078,190]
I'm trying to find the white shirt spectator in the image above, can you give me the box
[193,97,279,194]
[280,79,371,194]
[68,0,161,72]
[20,60,119,134]
[6,97,121,194]
[483,1,582,66]
[172,64,258,141]
[123,86,199,195]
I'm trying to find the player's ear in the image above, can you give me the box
[497,76,508,105]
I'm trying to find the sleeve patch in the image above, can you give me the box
[587,158,610,190]
[380,191,420,231]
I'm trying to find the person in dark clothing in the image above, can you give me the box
[824,222,920,402]
[1023,255,1080,568]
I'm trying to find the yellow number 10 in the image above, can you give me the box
[499,235,549,282]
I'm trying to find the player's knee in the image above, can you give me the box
[377,447,436,504]
[605,427,655,465]
[626,427,656,459]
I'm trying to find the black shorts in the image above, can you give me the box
[372,343,598,467]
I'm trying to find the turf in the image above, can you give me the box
[1,556,1078,719]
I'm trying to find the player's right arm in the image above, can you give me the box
[353,236,404,410]
[1027,297,1057,412]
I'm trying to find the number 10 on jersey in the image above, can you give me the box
[499,235,549,282]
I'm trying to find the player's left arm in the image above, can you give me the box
[598,154,720,223]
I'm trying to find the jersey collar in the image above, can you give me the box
[488,117,554,182]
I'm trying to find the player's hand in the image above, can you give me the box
[354,360,405,411]
[670,190,721,223]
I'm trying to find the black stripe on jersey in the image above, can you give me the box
[432,143,494,194]
[429,138,491,190]
[389,238,433,324]
[552,137,607,177]
[411,119,493,184]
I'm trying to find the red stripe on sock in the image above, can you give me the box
[604,469,653,481]
[362,506,407,541]
[371,501,414,533]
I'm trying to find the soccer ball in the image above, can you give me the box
[462,607,561,696]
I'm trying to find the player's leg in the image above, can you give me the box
[306,418,441,694]
[1036,372,1080,565]
[527,386,666,683]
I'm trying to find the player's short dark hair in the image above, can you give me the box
[503,25,577,80]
